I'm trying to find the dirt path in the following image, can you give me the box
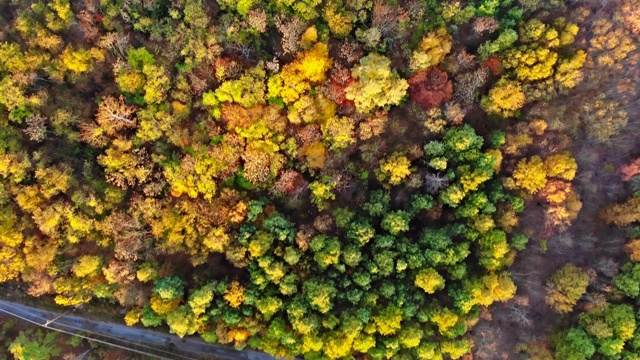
[0,299,275,360]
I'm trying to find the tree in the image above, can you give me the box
[578,303,636,358]
[93,96,137,138]
[544,153,577,180]
[142,64,170,104]
[153,277,185,302]
[410,28,453,72]
[268,43,332,105]
[309,177,336,211]
[408,68,453,111]
[377,152,413,186]
[43,0,74,31]
[415,268,445,294]
[503,46,558,82]
[481,78,526,118]
[72,255,102,278]
[59,46,104,74]
[509,156,547,195]
[216,0,255,15]
[53,277,94,306]
[347,220,375,246]
[203,66,267,118]
[545,264,589,313]
[441,339,471,359]
[554,50,587,89]
[381,210,411,236]
[625,239,640,262]
[581,95,628,143]
[374,305,403,335]
[305,279,336,313]
[188,283,215,316]
[321,116,356,150]
[166,305,199,337]
[478,229,510,270]
[256,297,284,322]
[312,235,341,269]
[9,330,60,360]
[478,29,518,59]
[345,53,409,113]
[323,1,354,37]
[601,197,640,226]
[0,244,25,282]
[615,262,640,298]
[430,307,460,336]
[554,328,596,360]
[224,281,246,308]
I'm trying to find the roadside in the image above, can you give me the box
[0,299,275,360]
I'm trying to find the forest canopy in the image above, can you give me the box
[0,0,638,359]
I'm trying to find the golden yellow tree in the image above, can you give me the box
[509,156,547,195]
[481,79,526,118]
[377,152,413,186]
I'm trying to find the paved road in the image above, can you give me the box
[0,299,275,360]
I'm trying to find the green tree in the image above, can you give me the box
[9,330,60,360]
[305,279,336,314]
[363,190,390,217]
[554,328,596,360]
[312,235,341,269]
[153,277,185,302]
[381,211,412,236]
[616,262,640,298]
[188,283,215,316]
[347,219,376,246]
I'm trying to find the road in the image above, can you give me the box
[0,299,275,360]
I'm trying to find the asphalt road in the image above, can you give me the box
[0,299,276,360]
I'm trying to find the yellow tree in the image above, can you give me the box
[509,156,547,195]
[544,153,577,180]
[410,28,453,72]
[545,264,589,313]
[59,46,104,74]
[415,268,445,294]
[0,245,25,282]
[377,152,413,186]
[267,43,332,105]
[481,78,526,118]
[345,53,409,113]
[601,197,640,226]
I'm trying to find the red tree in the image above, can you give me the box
[408,68,453,110]
[481,56,502,76]
[618,158,640,181]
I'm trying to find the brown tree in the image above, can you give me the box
[408,68,453,111]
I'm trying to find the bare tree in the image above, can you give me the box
[275,16,307,56]
[508,296,533,330]
[371,0,398,39]
[24,114,48,142]
[423,172,449,194]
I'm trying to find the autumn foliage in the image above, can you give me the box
[409,68,453,111]
[0,0,618,358]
